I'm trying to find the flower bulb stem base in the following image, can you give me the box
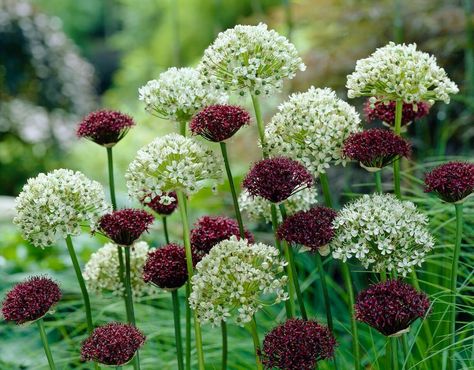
[388,327,410,337]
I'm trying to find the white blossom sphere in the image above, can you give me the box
[14,169,110,248]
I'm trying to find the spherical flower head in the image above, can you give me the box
[189,236,288,326]
[190,105,251,142]
[76,110,135,147]
[199,23,306,96]
[83,241,155,298]
[81,322,146,366]
[138,67,228,122]
[347,42,459,104]
[14,169,111,248]
[99,209,154,246]
[424,161,474,203]
[342,129,411,171]
[265,87,361,176]
[355,279,430,337]
[260,318,336,370]
[142,243,188,290]
[331,194,434,276]
[277,206,337,255]
[2,276,61,325]
[126,133,223,199]
[141,191,178,216]
[243,157,313,203]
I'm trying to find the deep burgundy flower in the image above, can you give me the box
[77,110,135,147]
[424,161,474,203]
[243,157,313,203]
[143,244,188,290]
[355,279,430,337]
[364,100,431,128]
[277,206,337,254]
[81,322,146,366]
[260,318,336,370]
[190,104,251,142]
[141,191,178,216]
[2,276,61,325]
[99,209,154,246]
[342,129,411,171]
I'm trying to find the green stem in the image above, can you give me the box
[386,338,392,370]
[249,317,263,370]
[380,270,387,282]
[319,173,333,208]
[171,290,184,370]
[221,321,228,370]
[250,94,267,159]
[185,282,191,370]
[37,319,56,370]
[374,170,383,193]
[393,100,403,199]
[392,337,399,370]
[341,263,360,370]
[163,216,170,244]
[124,247,140,370]
[179,121,186,137]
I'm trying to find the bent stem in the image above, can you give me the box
[171,290,184,370]
[250,94,268,159]
[221,321,228,370]
[37,319,56,370]
[249,316,263,370]
[374,170,383,193]
[393,100,403,199]
[124,247,140,370]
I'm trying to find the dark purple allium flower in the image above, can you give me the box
[260,318,336,370]
[424,161,474,203]
[243,157,313,203]
[143,244,188,290]
[81,322,146,366]
[99,209,154,246]
[364,100,431,128]
[355,279,430,337]
[77,110,135,147]
[342,129,411,171]
[190,104,251,142]
[2,276,61,325]
[141,191,178,216]
[277,206,337,255]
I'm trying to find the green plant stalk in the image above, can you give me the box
[163,216,170,244]
[249,316,263,370]
[221,321,228,370]
[385,338,392,370]
[37,319,56,370]
[393,100,403,199]
[250,94,268,159]
[319,173,333,208]
[185,282,191,370]
[124,247,140,370]
[179,120,186,136]
[392,337,399,370]
[374,170,383,193]
[171,290,185,370]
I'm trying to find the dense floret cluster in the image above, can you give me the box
[364,100,431,128]
[99,209,154,246]
[424,162,474,203]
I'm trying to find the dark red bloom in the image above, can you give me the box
[424,161,474,203]
[81,322,145,366]
[243,157,313,203]
[99,209,154,246]
[277,206,337,254]
[143,244,188,290]
[260,318,336,370]
[364,100,430,127]
[342,129,411,170]
[141,191,178,216]
[77,110,135,146]
[190,105,251,142]
[2,276,61,325]
[355,279,430,337]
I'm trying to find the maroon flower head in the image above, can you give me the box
[77,110,135,147]
[243,157,313,203]
[260,318,336,370]
[2,276,61,325]
[342,129,411,171]
[424,161,474,203]
[99,209,154,246]
[355,279,430,337]
[141,191,178,216]
[81,322,145,366]
[190,104,251,142]
[143,244,188,290]
[364,100,431,128]
[277,206,337,254]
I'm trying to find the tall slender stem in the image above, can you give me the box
[179,121,187,137]
[319,173,333,208]
[163,217,170,244]
[374,170,383,193]
[393,100,403,199]
[185,282,191,370]
[221,321,228,370]
[124,247,140,370]
[37,319,56,370]
[172,290,184,370]
[249,316,263,370]
[392,337,399,370]
[250,94,267,158]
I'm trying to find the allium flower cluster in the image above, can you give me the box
[83,241,154,298]
[190,105,251,142]
[189,237,288,326]
[277,206,337,255]
[347,42,459,104]
[126,133,223,199]
[141,191,178,216]
[99,209,154,246]
[243,157,313,203]
[424,161,474,203]
[81,323,146,366]
[260,319,336,370]
[1,276,61,325]
[14,169,111,248]
[331,194,434,276]
[77,110,135,147]
[265,87,361,176]
[199,23,306,96]
[138,67,227,122]
[342,129,411,171]
[355,279,430,336]
[364,100,431,129]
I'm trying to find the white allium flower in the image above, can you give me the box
[138,67,228,122]
[14,169,110,248]
[239,187,318,223]
[346,42,459,104]
[331,194,434,276]
[199,23,306,96]
[189,236,288,326]
[265,87,361,176]
[83,241,154,299]
[126,133,223,199]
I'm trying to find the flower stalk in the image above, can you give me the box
[250,94,267,158]
[393,100,403,198]
[171,290,185,370]
[37,319,56,370]
[249,317,263,370]
[124,247,140,370]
